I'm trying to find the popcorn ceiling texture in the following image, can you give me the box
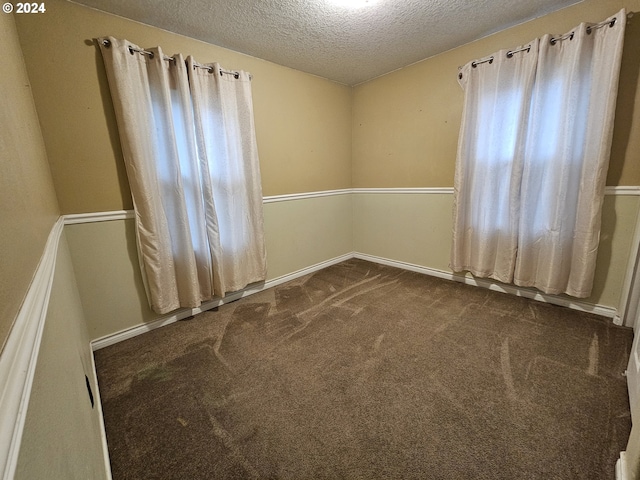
[74,0,580,85]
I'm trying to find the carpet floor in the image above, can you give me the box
[95,259,633,479]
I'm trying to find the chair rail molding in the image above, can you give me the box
[0,218,64,480]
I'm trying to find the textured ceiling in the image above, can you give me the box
[72,0,582,85]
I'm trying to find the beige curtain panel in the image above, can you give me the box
[99,37,266,314]
[451,10,626,298]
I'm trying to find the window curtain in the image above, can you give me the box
[451,10,626,298]
[98,37,266,314]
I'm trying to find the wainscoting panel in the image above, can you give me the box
[13,231,110,480]
[65,218,156,341]
[353,191,640,319]
[65,188,640,342]
[263,192,352,280]
[353,190,453,272]
[66,193,354,341]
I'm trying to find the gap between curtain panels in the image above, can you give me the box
[458,10,636,78]
[97,38,252,80]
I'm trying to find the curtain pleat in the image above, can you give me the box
[99,38,266,314]
[451,41,539,283]
[187,59,267,295]
[451,10,625,298]
[514,16,626,296]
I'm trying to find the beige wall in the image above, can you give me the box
[263,195,353,280]
[14,0,352,214]
[15,233,108,480]
[2,12,107,477]
[67,194,353,340]
[0,13,60,351]
[352,0,640,188]
[353,193,453,271]
[353,192,640,310]
[65,219,156,339]
[68,189,639,339]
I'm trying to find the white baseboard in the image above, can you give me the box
[354,252,618,319]
[93,250,620,351]
[0,218,64,480]
[616,452,629,480]
[90,253,354,351]
[89,344,113,480]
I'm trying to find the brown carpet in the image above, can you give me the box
[95,259,632,479]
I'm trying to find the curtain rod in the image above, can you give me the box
[459,10,635,75]
[191,61,252,80]
[98,38,252,80]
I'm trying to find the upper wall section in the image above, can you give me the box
[0,13,59,350]
[352,0,640,188]
[14,0,352,214]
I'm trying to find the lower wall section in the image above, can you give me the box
[65,218,156,341]
[15,232,109,479]
[353,192,640,314]
[353,192,453,272]
[66,193,354,341]
[263,193,353,280]
[66,189,639,341]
